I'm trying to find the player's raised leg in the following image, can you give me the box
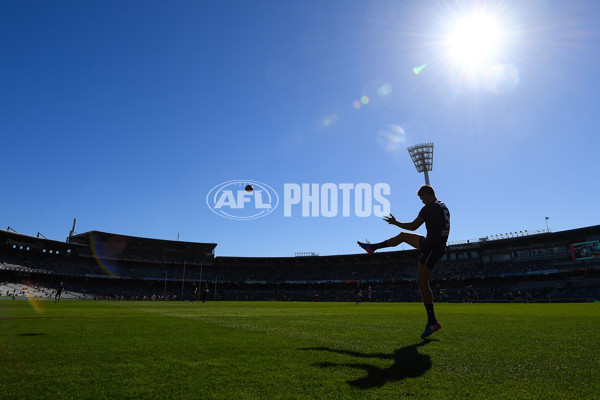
[358,232,422,254]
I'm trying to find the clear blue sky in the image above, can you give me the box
[2,0,599,257]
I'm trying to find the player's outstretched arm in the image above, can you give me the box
[384,214,424,231]
[383,213,398,225]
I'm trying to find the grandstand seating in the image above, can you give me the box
[1,225,599,302]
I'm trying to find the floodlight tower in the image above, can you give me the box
[407,143,434,185]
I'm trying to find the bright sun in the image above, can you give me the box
[446,12,503,69]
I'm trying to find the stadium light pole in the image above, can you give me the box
[407,143,434,185]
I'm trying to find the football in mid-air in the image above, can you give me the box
[245,184,253,192]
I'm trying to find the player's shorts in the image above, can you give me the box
[418,237,446,269]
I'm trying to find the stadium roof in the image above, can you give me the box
[69,230,217,252]
[1,229,88,250]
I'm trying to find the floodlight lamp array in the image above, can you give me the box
[407,143,434,173]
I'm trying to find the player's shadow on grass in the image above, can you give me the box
[300,339,437,389]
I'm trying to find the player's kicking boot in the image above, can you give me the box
[357,241,375,254]
[420,322,442,338]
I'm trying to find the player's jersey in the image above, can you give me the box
[418,200,450,245]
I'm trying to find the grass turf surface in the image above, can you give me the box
[0,301,598,399]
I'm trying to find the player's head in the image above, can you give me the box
[417,185,436,204]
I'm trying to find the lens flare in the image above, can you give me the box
[360,96,370,105]
[353,100,362,109]
[413,64,428,75]
[25,292,44,314]
[377,124,406,152]
[25,295,44,313]
[376,83,392,97]
[89,234,124,277]
[21,279,46,314]
[322,113,339,127]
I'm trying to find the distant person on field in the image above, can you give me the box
[201,284,209,303]
[190,282,198,304]
[358,185,450,338]
[55,282,64,303]
[356,289,363,305]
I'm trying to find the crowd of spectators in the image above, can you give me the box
[2,243,599,303]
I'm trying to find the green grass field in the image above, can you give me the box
[1,300,598,399]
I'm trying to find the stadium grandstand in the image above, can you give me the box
[1,225,599,303]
